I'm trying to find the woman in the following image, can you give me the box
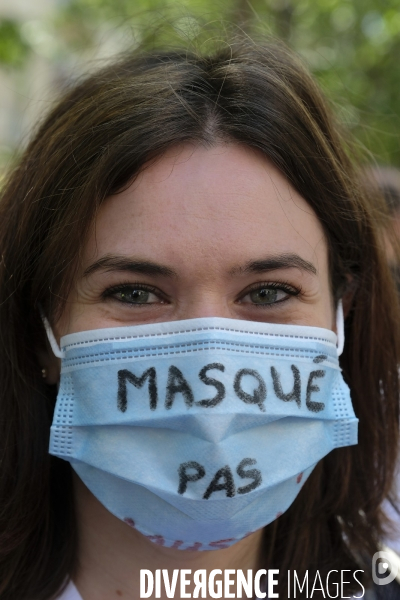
[0,37,399,600]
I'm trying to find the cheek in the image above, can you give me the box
[54,285,88,338]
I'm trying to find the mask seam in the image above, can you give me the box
[64,341,335,357]
[62,329,334,349]
[62,347,338,368]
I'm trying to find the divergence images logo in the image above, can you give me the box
[372,550,399,586]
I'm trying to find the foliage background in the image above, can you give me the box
[0,0,399,173]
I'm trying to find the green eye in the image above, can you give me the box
[108,286,163,305]
[118,289,150,303]
[102,283,166,306]
[240,283,298,307]
[249,288,280,304]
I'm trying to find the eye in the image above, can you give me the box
[102,284,165,305]
[248,287,287,305]
[239,282,300,306]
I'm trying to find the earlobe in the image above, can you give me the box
[37,308,63,385]
[36,338,61,385]
[36,346,61,385]
[36,315,61,385]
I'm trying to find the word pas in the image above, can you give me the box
[177,457,261,498]
[140,569,279,599]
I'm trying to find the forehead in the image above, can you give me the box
[86,144,327,273]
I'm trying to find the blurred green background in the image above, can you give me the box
[0,0,399,174]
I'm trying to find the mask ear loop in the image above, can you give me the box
[39,308,64,359]
[336,299,345,357]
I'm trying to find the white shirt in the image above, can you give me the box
[56,580,82,600]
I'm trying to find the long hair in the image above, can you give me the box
[0,38,399,599]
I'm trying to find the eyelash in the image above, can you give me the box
[101,280,301,307]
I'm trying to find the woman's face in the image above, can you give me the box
[55,144,335,340]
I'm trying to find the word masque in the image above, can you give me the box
[48,316,358,550]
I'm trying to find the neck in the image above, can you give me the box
[73,474,265,600]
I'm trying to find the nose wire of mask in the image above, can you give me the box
[45,309,356,551]
[42,302,346,360]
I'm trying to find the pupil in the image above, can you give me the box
[121,289,149,303]
[251,288,277,304]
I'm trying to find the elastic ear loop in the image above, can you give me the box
[336,299,345,357]
[39,309,63,359]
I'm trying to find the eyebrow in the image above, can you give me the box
[83,255,177,278]
[83,252,317,279]
[232,253,317,276]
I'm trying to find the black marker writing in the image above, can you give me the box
[117,363,328,414]
[178,461,206,495]
[178,458,261,497]
[313,354,327,364]
[196,363,226,408]
[117,368,158,412]
[271,364,301,407]
[165,365,195,409]
[237,458,262,495]
[306,370,326,412]
[203,465,236,499]
[233,369,267,412]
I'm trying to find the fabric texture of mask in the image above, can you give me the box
[49,317,358,551]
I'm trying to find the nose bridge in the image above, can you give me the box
[178,294,234,320]
[173,253,236,320]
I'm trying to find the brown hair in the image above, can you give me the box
[0,37,399,599]
[367,165,400,214]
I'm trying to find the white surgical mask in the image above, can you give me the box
[47,307,357,551]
